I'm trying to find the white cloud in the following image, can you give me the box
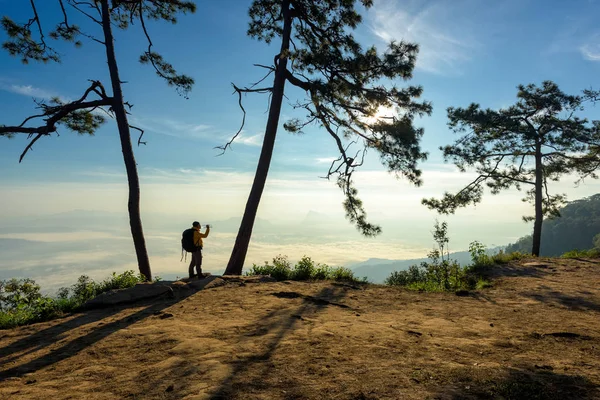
[236,132,264,147]
[580,42,600,61]
[130,116,214,140]
[316,157,337,164]
[367,0,479,74]
[0,82,56,100]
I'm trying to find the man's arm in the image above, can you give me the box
[200,226,210,238]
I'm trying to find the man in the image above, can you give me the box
[189,221,210,279]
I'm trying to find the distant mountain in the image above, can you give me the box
[505,193,600,256]
[346,258,398,269]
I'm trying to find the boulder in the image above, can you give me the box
[221,275,276,283]
[84,283,173,308]
[523,262,549,269]
[201,277,227,289]
[186,275,220,290]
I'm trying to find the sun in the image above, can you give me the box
[362,105,396,125]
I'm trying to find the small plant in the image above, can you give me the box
[312,264,333,280]
[469,241,492,268]
[560,248,600,259]
[386,222,490,292]
[491,250,528,264]
[291,256,316,280]
[329,267,356,282]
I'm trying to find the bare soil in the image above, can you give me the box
[1,257,599,399]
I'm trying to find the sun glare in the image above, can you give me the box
[362,105,396,125]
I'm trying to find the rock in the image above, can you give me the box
[83,283,173,308]
[221,275,276,283]
[201,277,228,289]
[187,276,221,290]
[523,262,548,268]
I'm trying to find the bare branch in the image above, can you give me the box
[215,84,248,155]
[67,0,103,25]
[18,133,44,162]
[129,124,146,146]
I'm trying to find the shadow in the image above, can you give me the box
[271,290,352,309]
[569,258,600,265]
[438,367,599,400]
[523,289,600,312]
[0,279,209,378]
[478,263,551,280]
[208,284,350,399]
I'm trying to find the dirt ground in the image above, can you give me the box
[1,257,599,399]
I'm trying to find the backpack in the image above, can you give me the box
[181,228,197,252]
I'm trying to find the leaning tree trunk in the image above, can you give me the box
[100,0,152,281]
[531,142,544,257]
[224,0,293,275]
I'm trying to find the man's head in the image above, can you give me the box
[192,221,200,229]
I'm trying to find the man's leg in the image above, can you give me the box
[196,250,203,277]
[189,252,196,278]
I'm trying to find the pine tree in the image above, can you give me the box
[0,0,196,280]
[223,0,431,275]
[423,81,600,256]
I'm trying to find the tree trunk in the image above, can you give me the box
[224,0,293,275]
[532,142,543,257]
[100,0,152,281]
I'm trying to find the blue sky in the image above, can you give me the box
[1,0,600,289]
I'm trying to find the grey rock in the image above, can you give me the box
[84,283,173,308]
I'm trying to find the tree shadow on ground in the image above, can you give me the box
[205,284,351,399]
[522,289,600,312]
[438,367,599,400]
[477,263,551,280]
[0,278,213,379]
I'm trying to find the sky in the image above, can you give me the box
[1,0,600,291]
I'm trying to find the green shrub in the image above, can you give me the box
[328,266,356,282]
[469,241,493,268]
[386,255,470,292]
[491,250,529,264]
[560,248,600,259]
[385,264,425,286]
[0,270,149,329]
[291,256,316,280]
[246,255,363,283]
[386,224,498,292]
[247,254,292,281]
[312,264,333,280]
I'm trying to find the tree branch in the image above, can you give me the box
[215,84,248,155]
[129,124,146,146]
[19,133,44,162]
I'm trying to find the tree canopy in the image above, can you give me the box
[423,81,600,256]
[1,0,196,280]
[224,0,431,274]
[232,0,431,234]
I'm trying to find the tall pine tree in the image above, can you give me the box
[223,0,431,275]
[1,0,195,280]
[423,81,600,256]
